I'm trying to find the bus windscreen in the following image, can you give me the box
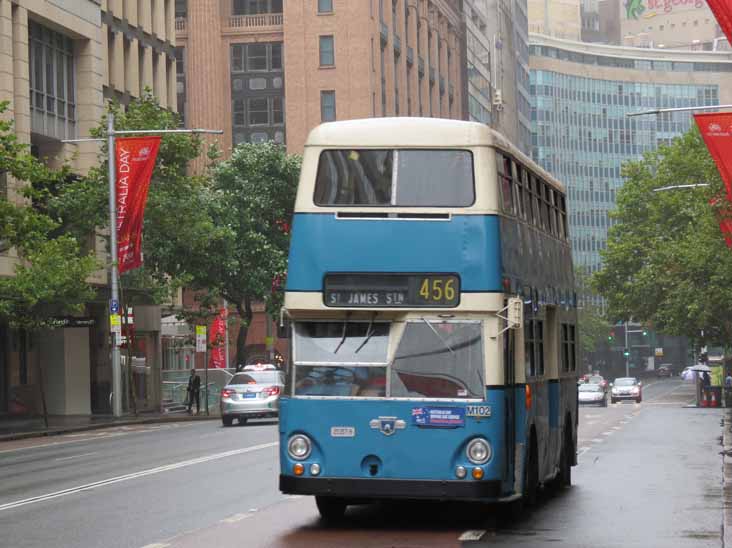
[314,149,474,207]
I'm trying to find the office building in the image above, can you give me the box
[0,0,176,418]
[527,0,582,40]
[464,0,532,154]
[530,34,732,280]
[174,0,466,155]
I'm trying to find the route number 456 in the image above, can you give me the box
[419,277,456,302]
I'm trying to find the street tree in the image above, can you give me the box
[592,127,732,346]
[192,142,301,366]
[0,102,97,330]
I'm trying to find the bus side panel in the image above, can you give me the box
[548,379,562,479]
[285,214,502,292]
[562,376,579,465]
[513,385,528,496]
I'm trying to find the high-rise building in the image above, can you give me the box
[527,0,582,40]
[0,0,176,418]
[174,0,466,155]
[620,0,726,50]
[464,0,532,154]
[530,34,732,282]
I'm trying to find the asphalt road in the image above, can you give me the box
[0,378,723,548]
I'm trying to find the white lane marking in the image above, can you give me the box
[591,438,604,443]
[601,431,614,436]
[0,423,198,455]
[577,446,591,458]
[459,530,486,542]
[54,452,98,462]
[221,511,256,524]
[0,442,278,513]
[620,420,629,425]
[612,426,622,431]
[140,544,171,548]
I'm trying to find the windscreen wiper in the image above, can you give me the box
[354,313,377,354]
[333,313,350,354]
[421,317,455,356]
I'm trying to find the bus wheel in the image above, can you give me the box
[316,496,347,522]
[525,436,539,507]
[559,427,572,487]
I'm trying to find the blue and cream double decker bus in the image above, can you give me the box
[278,118,578,519]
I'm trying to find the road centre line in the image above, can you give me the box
[0,442,278,513]
[54,452,98,462]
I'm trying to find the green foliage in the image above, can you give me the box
[593,126,732,345]
[0,102,97,329]
[575,268,610,356]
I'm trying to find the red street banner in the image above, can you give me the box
[710,196,732,248]
[707,0,732,48]
[115,137,161,273]
[694,113,732,201]
[209,308,228,369]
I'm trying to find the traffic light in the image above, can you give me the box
[623,348,630,358]
[608,330,615,342]
[642,329,648,337]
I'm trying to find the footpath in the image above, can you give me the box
[0,412,217,442]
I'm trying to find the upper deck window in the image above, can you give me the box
[314,149,474,207]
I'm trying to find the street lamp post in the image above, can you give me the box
[64,115,222,417]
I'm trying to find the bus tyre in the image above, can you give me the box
[222,416,233,427]
[559,427,572,488]
[525,436,539,507]
[316,496,347,522]
[238,417,248,425]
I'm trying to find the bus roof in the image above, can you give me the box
[304,117,563,192]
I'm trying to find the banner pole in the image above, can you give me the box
[108,113,122,418]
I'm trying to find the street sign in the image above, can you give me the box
[655,347,664,357]
[110,314,122,347]
[195,325,207,353]
[110,299,119,314]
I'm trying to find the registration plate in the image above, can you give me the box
[244,392,257,399]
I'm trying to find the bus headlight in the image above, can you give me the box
[288,434,312,460]
[466,438,491,465]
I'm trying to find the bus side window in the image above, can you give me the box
[498,154,514,214]
[522,169,532,223]
[531,176,541,226]
[513,162,525,219]
[549,188,558,236]
[540,181,550,232]
[525,319,536,378]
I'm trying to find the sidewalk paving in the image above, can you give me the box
[0,411,218,442]
[722,408,732,547]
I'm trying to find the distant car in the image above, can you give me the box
[611,377,642,404]
[656,366,671,378]
[588,375,608,391]
[579,383,607,407]
[220,366,285,426]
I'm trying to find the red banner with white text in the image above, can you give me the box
[208,308,228,369]
[115,137,161,273]
[707,0,732,49]
[710,196,732,249]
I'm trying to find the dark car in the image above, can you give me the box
[656,366,671,378]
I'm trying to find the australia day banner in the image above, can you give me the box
[115,137,161,273]
[706,0,732,48]
[694,113,732,247]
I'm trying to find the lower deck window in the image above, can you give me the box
[291,320,484,399]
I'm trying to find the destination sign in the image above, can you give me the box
[324,273,460,308]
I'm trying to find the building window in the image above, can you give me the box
[29,21,76,140]
[233,99,246,126]
[233,0,282,15]
[272,96,284,124]
[319,36,335,66]
[318,0,333,13]
[271,43,283,70]
[247,43,268,71]
[321,90,336,121]
[248,97,269,125]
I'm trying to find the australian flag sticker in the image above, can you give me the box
[412,406,465,428]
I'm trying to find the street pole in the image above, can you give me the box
[108,113,122,418]
[624,320,630,377]
[223,298,230,370]
[204,345,209,416]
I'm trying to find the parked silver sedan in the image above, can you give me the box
[220,367,285,426]
[578,383,607,407]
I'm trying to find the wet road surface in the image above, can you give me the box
[0,378,722,548]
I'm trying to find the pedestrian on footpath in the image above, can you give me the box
[187,368,201,415]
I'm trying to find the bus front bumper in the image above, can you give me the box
[280,475,503,501]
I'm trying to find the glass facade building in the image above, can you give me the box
[529,36,732,287]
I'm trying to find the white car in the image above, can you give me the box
[579,383,607,407]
